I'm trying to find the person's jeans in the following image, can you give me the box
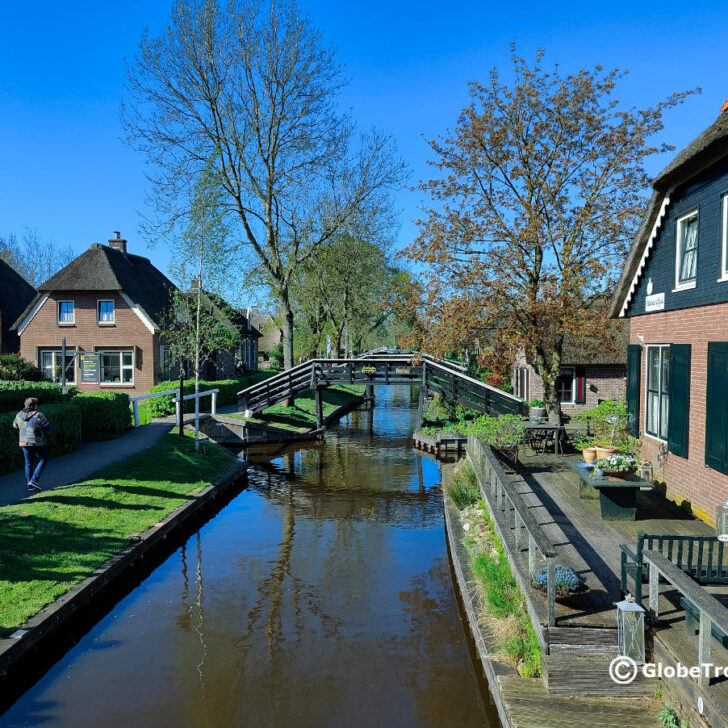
[22,446,48,485]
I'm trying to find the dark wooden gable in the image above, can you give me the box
[627,154,728,317]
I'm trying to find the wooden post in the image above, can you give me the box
[547,557,556,627]
[132,400,140,429]
[698,610,711,688]
[528,535,536,574]
[178,371,185,437]
[211,391,217,415]
[649,563,660,620]
[417,384,426,427]
[515,512,523,548]
[315,386,324,429]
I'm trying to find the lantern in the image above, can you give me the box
[637,461,653,483]
[616,595,645,664]
[717,496,728,542]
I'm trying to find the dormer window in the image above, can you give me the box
[57,300,75,324]
[98,300,115,324]
[675,210,698,290]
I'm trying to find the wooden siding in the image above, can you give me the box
[628,154,728,316]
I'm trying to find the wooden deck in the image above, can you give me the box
[512,450,728,724]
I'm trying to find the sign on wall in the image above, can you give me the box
[80,353,100,384]
[645,292,665,313]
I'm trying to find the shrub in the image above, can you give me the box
[444,414,525,448]
[0,401,81,475]
[74,392,131,441]
[0,380,76,413]
[485,374,505,389]
[0,354,44,381]
[529,399,545,408]
[146,372,275,418]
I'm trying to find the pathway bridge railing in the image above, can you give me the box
[467,435,557,636]
[237,352,526,419]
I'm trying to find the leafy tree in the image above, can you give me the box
[403,47,696,421]
[123,0,406,371]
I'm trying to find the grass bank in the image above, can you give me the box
[445,461,542,677]
[0,432,237,637]
[229,384,365,433]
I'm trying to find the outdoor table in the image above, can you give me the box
[523,422,565,454]
[565,461,654,520]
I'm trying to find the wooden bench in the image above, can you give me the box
[620,531,728,608]
[565,462,653,520]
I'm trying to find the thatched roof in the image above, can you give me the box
[13,243,177,330]
[0,259,36,352]
[560,317,629,366]
[610,107,728,318]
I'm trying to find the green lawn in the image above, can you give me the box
[0,432,237,637]
[229,384,365,433]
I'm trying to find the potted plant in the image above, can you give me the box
[572,432,597,464]
[529,399,547,420]
[532,564,590,604]
[594,453,637,478]
[470,414,526,466]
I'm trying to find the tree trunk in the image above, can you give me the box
[280,298,295,371]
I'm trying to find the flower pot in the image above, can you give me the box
[529,406,547,419]
[599,467,637,479]
[582,447,597,464]
[532,584,591,608]
[595,446,618,459]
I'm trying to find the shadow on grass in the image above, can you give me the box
[0,513,129,584]
[31,494,165,511]
[105,483,193,500]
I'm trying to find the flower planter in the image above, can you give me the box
[529,406,547,420]
[582,447,597,464]
[595,445,618,459]
[533,584,591,608]
[598,467,637,479]
[494,446,519,468]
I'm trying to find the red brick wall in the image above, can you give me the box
[18,290,159,394]
[512,351,626,416]
[630,303,728,526]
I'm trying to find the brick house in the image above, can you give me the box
[246,306,281,368]
[610,103,728,526]
[511,319,629,419]
[12,233,176,393]
[0,258,36,354]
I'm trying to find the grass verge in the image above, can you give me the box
[0,431,237,638]
[229,384,365,433]
[449,461,542,677]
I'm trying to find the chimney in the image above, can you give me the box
[108,231,127,254]
[721,99,728,115]
[190,277,202,292]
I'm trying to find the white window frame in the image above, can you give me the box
[556,367,575,405]
[674,210,698,291]
[97,299,115,325]
[720,194,728,282]
[39,349,76,385]
[57,299,75,325]
[98,349,135,386]
[645,344,670,442]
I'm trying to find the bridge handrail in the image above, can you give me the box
[424,359,523,403]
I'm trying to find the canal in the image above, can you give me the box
[1,386,495,727]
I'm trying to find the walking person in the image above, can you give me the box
[13,397,52,492]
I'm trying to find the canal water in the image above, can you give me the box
[1,386,494,728]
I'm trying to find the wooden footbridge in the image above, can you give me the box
[237,351,525,427]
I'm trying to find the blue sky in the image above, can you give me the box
[0,1,724,303]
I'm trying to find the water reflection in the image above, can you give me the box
[0,386,492,728]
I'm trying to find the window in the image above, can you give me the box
[160,346,175,381]
[57,300,75,324]
[646,345,670,440]
[99,350,134,384]
[97,300,115,324]
[675,211,698,290]
[40,350,76,384]
[721,195,728,281]
[556,368,574,404]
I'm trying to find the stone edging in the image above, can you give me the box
[0,462,246,685]
[443,490,516,728]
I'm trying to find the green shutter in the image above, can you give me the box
[626,345,642,437]
[668,344,691,458]
[706,342,728,474]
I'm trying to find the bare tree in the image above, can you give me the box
[0,228,75,286]
[122,0,406,369]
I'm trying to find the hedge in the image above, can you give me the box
[146,372,275,418]
[0,380,77,413]
[74,392,131,442]
[0,354,44,382]
[0,402,82,476]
